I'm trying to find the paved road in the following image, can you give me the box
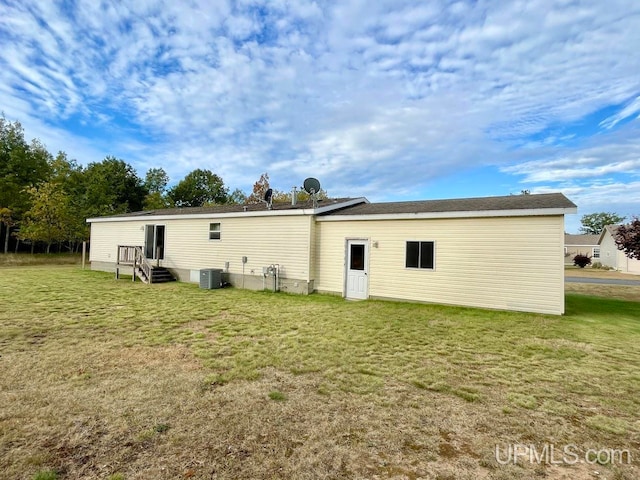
[565,276,640,286]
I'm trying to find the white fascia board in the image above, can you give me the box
[86,197,369,223]
[316,207,577,222]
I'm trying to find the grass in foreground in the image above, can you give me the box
[0,266,639,479]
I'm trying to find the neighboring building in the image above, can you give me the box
[564,234,600,264]
[87,192,577,315]
[598,225,640,274]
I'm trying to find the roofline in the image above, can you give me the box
[317,206,577,222]
[86,197,368,223]
[597,225,616,245]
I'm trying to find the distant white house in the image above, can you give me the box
[564,234,600,264]
[598,225,640,274]
[87,192,577,315]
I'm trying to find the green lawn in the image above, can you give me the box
[1,266,638,479]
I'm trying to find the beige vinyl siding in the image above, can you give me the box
[89,221,146,263]
[599,230,619,270]
[315,215,565,315]
[90,215,313,281]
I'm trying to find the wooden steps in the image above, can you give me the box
[134,266,176,284]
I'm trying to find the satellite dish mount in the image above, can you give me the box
[263,188,273,210]
[303,177,321,208]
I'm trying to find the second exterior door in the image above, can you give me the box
[345,239,368,300]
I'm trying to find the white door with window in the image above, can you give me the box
[345,240,368,300]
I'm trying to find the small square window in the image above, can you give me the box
[209,223,221,240]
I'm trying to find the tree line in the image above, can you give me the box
[0,117,326,254]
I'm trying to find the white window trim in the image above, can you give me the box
[209,222,221,241]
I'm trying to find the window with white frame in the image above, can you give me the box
[209,222,221,240]
[406,241,435,269]
[592,247,600,259]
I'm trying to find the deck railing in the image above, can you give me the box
[117,245,153,283]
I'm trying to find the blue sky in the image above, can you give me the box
[1,0,639,232]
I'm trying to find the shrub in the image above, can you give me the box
[592,261,602,269]
[573,254,592,268]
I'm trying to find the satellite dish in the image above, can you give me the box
[264,188,273,202]
[303,177,321,194]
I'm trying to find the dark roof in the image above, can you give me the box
[325,193,576,216]
[564,234,599,246]
[92,197,360,219]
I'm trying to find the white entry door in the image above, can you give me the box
[345,240,368,300]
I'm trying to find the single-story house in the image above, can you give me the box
[598,225,640,274]
[87,192,577,315]
[564,233,600,264]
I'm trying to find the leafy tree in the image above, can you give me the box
[83,156,147,216]
[271,187,328,203]
[168,169,228,207]
[48,152,90,247]
[580,212,626,235]
[143,168,171,210]
[0,117,51,252]
[143,191,173,210]
[18,182,71,253]
[144,167,169,194]
[246,172,271,204]
[227,188,247,205]
[0,207,15,254]
[614,218,640,260]
[246,172,328,205]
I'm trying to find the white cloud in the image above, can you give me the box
[0,0,639,211]
[600,96,640,129]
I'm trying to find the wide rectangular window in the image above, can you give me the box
[406,241,435,269]
[209,223,221,240]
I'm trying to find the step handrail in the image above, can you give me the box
[134,246,152,283]
[117,245,153,283]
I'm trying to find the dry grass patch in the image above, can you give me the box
[565,265,640,280]
[1,266,639,479]
[565,282,640,302]
[0,253,82,267]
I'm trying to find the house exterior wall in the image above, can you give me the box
[599,230,640,274]
[315,215,566,314]
[90,221,146,266]
[623,255,640,274]
[564,246,599,264]
[599,230,619,270]
[90,215,315,292]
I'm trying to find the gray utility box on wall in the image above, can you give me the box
[200,269,222,289]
